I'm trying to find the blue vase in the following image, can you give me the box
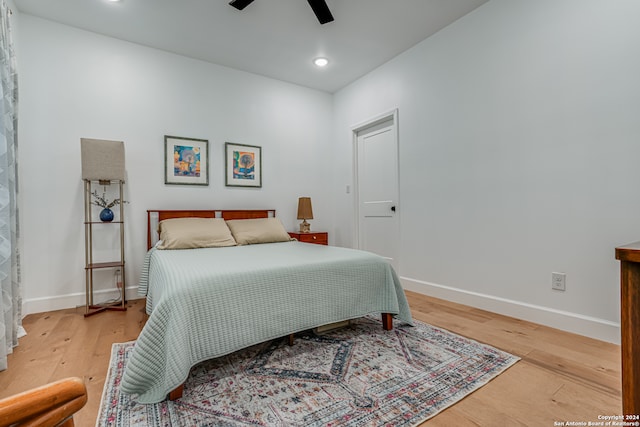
[100,208,114,222]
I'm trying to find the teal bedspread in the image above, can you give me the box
[121,241,413,403]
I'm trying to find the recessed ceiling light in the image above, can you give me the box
[313,57,329,68]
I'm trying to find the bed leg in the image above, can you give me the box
[287,333,295,346]
[168,384,184,400]
[381,313,393,331]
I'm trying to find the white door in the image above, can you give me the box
[355,114,399,270]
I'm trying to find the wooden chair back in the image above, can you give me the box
[0,377,87,427]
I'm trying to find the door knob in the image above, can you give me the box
[391,206,396,212]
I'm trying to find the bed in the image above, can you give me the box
[121,209,413,404]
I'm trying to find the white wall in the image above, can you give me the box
[17,15,333,313]
[332,0,640,343]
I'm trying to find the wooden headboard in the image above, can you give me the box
[146,209,276,249]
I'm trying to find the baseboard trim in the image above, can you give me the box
[24,279,620,343]
[23,287,141,316]
[401,276,620,344]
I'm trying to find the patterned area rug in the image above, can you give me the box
[97,316,518,426]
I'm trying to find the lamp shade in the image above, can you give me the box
[81,138,125,181]
[297,197,313,220]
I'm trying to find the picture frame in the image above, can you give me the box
[225,142,262,188]
[164,135,209,186]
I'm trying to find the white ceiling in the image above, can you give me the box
[15,0,488,93]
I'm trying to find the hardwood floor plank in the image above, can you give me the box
[0,302,147,426]
[524,348,620,397]
[0,292,621,426]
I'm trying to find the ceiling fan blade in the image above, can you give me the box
[229,0,255,11]
[307,0,334,24]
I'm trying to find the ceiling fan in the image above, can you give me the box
[229,0,334,25]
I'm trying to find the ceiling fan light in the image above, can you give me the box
[314,57,329,67]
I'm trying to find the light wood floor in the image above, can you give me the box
[0,291,621,426]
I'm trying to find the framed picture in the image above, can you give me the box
[225,142,262,188]
[164,135,209,186]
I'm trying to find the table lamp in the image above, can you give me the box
[297,197,313,233]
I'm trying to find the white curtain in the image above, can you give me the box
[0,1,21,371]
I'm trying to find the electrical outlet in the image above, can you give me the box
[552,272,566,291]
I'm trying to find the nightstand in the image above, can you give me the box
[288,231,328,245]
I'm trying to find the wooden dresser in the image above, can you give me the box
[288,231,328,246]
[615,241,640,416]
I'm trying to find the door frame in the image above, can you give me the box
[351,109,400,259]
